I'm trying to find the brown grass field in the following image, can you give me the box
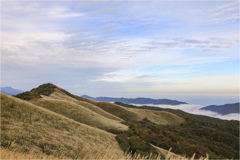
[49,88,124,121]
[1,93,124,159]
[1,147,209,160]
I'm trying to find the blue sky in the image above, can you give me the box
[1,0,239,105]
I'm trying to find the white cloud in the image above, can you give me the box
[47,6,84,18]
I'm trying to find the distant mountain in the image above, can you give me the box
[81,95,187,105]
[0,86,24,96]
[201,103,240,115]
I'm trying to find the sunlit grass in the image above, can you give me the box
[1,146,209,159]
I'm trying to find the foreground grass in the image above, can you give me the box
[1,147,209,160]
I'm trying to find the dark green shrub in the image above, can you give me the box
[129,139,150,155]
[115,134,130,152]
[157,142,171,150]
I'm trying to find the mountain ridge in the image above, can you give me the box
[81,95,187,105]
[201,103,240,115]
[0,86,24,96]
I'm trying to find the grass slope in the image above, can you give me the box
[126,108,185,126]
[1,93,124,159]
[69,95,185,126]
[49,88,124,121]
[30,96,128,131]
[95,102,141,121]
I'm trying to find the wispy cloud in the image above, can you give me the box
[206,1,239,23]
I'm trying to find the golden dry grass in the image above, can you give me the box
[94,102,141,121]
[1,147,209,160]
[68,91,186,125]
[49,88,125,121]
[49,87,186,126]
[41,89,141,122]
[1,93,124,159]
[30,97,128,131]
[126,108,186,125]
[1,148,66,159]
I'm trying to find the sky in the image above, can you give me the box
[1,0,239,106]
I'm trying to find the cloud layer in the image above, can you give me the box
[132,104,239,121]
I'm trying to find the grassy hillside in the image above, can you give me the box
[30,97,128,131]
[126,108,185,125]
[49,88,185,126]
[49,88,124,121]
[94,102,141,121]
[1,93,124,159]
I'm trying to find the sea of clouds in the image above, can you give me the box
[131,104,239,121]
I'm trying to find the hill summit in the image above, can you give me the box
[14,83,57,100]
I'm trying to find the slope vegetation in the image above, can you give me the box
[66,94,185,125]
[126,108,185,125]
[1,93,124,159]
[51,87,185,125]
[30,96,128,131]
[48,88,124,121]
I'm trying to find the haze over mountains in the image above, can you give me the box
[201,103,240,115]
[82,95,187,105]
[1,83,239,159]
[0,86,24,96]
[81,95,239,118]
